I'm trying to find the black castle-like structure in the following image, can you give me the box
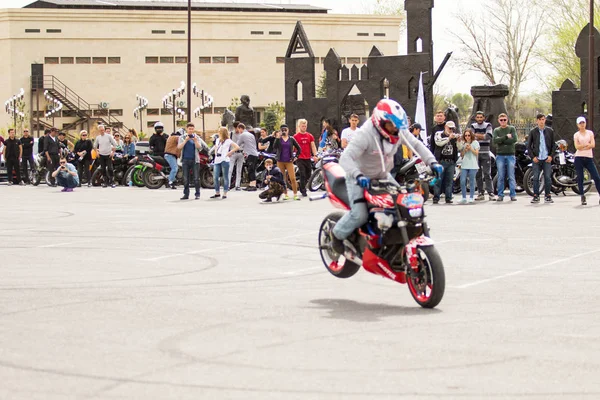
[284,0,435,137]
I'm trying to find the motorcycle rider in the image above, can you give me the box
[330,99,442,254]
[149,122,168,157]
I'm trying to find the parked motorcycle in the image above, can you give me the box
[313,162,445,308]
[308,150,342,192]
[32,153,47,186]
[523,139,592,196]
[453,152,498,194]
[91,153,134,186]
[394,155,432,200]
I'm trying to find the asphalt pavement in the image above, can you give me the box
[1,184,599,400]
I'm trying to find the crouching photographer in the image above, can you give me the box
[52,157,79,192]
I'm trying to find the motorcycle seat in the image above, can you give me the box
[324,167,350,207]
[150,155,168,166]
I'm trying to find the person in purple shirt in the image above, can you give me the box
[273,124,301,200]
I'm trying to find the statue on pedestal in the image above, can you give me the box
[235,95,256,128]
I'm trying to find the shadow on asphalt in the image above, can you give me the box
[309,298,442,322]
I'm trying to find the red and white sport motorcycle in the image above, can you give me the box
[313,163,445,308]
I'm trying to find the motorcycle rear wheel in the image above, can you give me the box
[318,212,361,279]
[406,246,445,309]
[308,168,324,192]
[572,169,592,194]
[45,170,56,187]
[91,168,105,187]
[143,170,165,189]
[201,167,214,189]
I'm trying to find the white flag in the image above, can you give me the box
[415,72,428,145]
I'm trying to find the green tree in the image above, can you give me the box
[316,71,327,98]
[450,93,473,118]
[228,97,239,112]
[261,102,285,133]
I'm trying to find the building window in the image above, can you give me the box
[374,33,386,37]
[172,30,185,34]
[269,31,282,35]
[251,31,264,35]
[362,57,370,63]
[93,57,107,64]
[147,108,160,116]
[61,57,74,64]
[161,108,172,115]
[147,121,158,128]
[199,56,211,64]
[108,57,121,64]
[276,57,285,64]
[320,57,327,63]
[76,57,91,64]
[175,56,188,64]
[226,56,239,64]
[357,33,369,37]
[44,57,59,64]
[47,29,61,33]
[145,56,158,64]
[160,56,174,64]
[339,57,346,64]
[109,109,123,116]
[94,109,108,117]
[213,56,225,64]
[213,107,226,114]
[25,29,40,33]
[152,30,166,34]
[347,57,361,64]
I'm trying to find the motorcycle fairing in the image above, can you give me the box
[405,235,434,268]
[362,248,407,284]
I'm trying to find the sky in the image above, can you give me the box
[2,0,485,95]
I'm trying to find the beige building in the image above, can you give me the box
[0,0,402,137]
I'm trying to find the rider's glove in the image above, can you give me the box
[431,162,443,179]
[356,175,371,188]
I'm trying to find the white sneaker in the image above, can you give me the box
[458,198,468,205]
[467,198,474,204]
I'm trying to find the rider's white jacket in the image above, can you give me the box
[339,118,436,180]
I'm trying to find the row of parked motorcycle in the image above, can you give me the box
[26,137,592,196]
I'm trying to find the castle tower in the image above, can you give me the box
[405,0,434,56]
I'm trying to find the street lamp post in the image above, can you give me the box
[134,94,148,133]
[4,88,25,130]
[187,0,192,124]
[192,83,214,136]
[162,81,186,133]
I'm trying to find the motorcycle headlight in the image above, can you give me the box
[374,212,394,230]
[408,208,423,218]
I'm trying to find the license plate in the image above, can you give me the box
[415,162,428,174]
[558,153,566,165]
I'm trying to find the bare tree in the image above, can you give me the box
[452,0,545,119]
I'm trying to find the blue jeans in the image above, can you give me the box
[182,159,199,197]
[496,155,516,198]
[164,154,178,184]
[574,157,600,195]
[460,169,477,199]
[214,161,230,193]
[332,179,369,240]
[433,160,455,201]
[57,174,78,189]
[532,159,552,197]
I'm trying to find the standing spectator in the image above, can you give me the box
[52,156,79,192]
[318,119,340,151]
[341,114,360,149]
[229,121,244,191]
[164,129,182,189]
[19,128,34,184]
[123,132,136,158]
[457,128,479,204]
[44,127,60,185]
[432,120,458,204]
[128,128,139,143]
[294,118,318,197]
[74,130,93,187]
[3,129,23,185]
[238,123,259,191]
[493,113,518,202]
[38,128,50,155]
[210,127,239,199]
[113,132,124,152]
[149,122,168,156]
[258,128,275,154]
[177,122,207,200]
[93,124,117,188]
[573,116,600,205]
[274,124,301,200]
[57,131,73,152]
[259,158,286,202]
[471,111,496,201]
[429,110,446,151]
[527,113,556,204]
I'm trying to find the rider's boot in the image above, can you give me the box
[330,233,345,255]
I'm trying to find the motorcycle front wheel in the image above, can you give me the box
[200,167,214,189]
[45,170,56,187]
[308,168,324,192]
[91,168,106,187]
[318,212,361,279]
[406,246,445,309]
